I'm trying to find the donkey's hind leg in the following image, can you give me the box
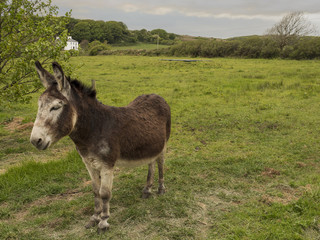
[157,151,166,195]
[142,161,155,198]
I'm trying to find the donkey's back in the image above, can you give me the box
[109,94,171,166]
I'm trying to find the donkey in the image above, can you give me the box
[30,61,171,232]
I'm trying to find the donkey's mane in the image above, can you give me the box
[68,77,97,98]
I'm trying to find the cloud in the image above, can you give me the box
[123,4,174,15]
[54,0,320,20]
[179,11,279,21]
[122,4,140,13]
[116,3,271,20]
[110,1,320,22]
[52,0,320,38]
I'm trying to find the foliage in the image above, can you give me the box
[168,39,241,57]
[75,34,320,60]
[267,11,317,50]
[151,29,169,39]
[88,41,110,56]
[80,40,89,50]
[162,36,320,59]
[285,37,320,59]
[1,56,320,239]
[71,21,92,42]
[70,19,133,44]
[105,21,135,44]
[0,0,71,105]
[132,29,154,43]
[67,18,177,46]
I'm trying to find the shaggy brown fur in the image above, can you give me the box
[30,61,171,232]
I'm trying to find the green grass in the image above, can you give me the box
[0,56,320,239]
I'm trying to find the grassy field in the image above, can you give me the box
[0,56,320,239]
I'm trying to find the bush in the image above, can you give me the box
[167,40,239,58]
[288,37,320,59]
[80,40,89,50]
[87,35,320,60]
[68,49,79,57]
[165,36,320,59]
[89,43,110,56]
[261,40,280,59]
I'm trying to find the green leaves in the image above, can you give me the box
[0,0,72,106]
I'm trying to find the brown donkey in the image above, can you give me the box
[30,61,171,232]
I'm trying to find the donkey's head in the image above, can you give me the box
[30,61,77,150]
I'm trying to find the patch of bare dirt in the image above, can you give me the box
[258,184,316,205]
[296,162,308,168]
[14,188,88,221]
[4,117,33,132]
[193,189,244,239]
[261,167,281,178]
[260,193,298,205]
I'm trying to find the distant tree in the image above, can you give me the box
[105,21,130,43]
[100,22,113,43]
[168,33,176,40]
[91,21,108,42]
[0,0,71,105]
[72,21,92,42]
[133,29,152,42]
[151,29,169,40]
[66,17,79,34]
[267,11,316,50]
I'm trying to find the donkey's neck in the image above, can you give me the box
[69,98,112,148]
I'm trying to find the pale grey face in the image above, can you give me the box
[30,93,67,150]
[30,61,77,150]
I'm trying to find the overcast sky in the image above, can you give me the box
[52,0,320,39]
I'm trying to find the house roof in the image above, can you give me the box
[67,38,78,43]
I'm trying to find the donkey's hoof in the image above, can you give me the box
[85,220,98,229]
[97,219,110,234]
[142,191,152,199]
[85,215,100,229]
[97,227,109,234]
[158,188,166,195]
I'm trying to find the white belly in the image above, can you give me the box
[115,156,158,168]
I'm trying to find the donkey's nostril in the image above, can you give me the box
[31,137,43,148]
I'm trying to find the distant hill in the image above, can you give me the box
[177,35,216,41]
[227,35,263,41]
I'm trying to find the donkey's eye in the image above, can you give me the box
[50,105,62,112]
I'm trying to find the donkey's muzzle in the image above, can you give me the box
[30,136,50,150]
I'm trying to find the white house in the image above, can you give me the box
[64,36,79,51]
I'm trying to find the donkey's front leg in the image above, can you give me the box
[83,162,102,229]
[98,167,114,232]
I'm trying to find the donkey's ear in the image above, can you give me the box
[35,61,56,88]
[52,62,70,92]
